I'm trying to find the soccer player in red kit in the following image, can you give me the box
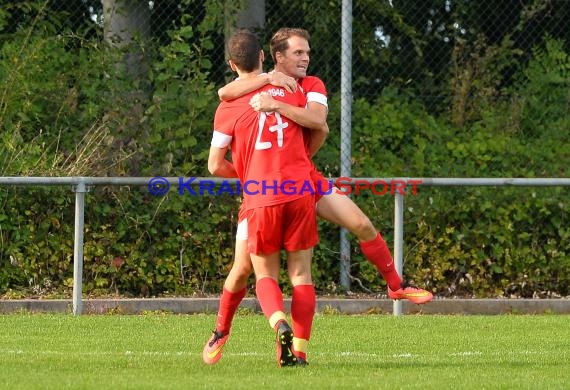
[203,28,433,366]
[208,29,317,367]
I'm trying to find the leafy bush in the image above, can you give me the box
[311,41,570,297]
[1,6,569,298]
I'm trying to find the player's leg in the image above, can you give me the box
[251,251,285,325]
[203,220,253,365]
[217,238,251,334]
[251,250,298,367]
[284,194,318,366]
[316,190,400,286]
[287,249,314,366]
[248,205,297,367]
[316,189,433,304]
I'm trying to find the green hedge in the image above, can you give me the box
[1,7,569,298]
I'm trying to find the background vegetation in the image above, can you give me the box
[0,0,568,298]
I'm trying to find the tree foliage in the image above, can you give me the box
[0,0,569,298]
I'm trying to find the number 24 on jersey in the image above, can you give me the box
[255,112,290,150]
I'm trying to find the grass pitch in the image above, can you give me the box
[0,312,568,389]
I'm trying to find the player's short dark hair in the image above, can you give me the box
[227,29,262,72]
[269,28,310,62]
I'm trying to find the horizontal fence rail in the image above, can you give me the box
[1,176,570,316]
[3,176,570,186]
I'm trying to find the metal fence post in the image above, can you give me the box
[72,180,87,316]
[339,0,353,290]
[393,189,404,316]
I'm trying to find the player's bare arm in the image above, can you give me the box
[306,121,329,158]
[207,145,238,178]
[250,93,328,157]
[218,71,297,101]
[249,89,329,157]
[249,91,327,132]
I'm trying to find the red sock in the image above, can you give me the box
[291,284,315,340]
[215,287,246,334]
[291,284,315,360]
[360,233,402,290]
[255,277,285,325]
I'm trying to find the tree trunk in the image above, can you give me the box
[101,0,151,175]
[102,0,150,80]
[224,0,266,82]
[237,0,265,30]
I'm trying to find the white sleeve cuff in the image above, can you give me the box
[211,131,232,148]
[306,91,328,108]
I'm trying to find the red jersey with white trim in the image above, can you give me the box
[299,75,328,165]
[300,76,327,108]
[211,84,314,209]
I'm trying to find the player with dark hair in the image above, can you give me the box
[207,29,318,367]
[204,27,433,366]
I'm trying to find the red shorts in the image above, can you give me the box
[311,169,333,203]
[246,195,318,255]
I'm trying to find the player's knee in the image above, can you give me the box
[288,266,312,286]
[228,262,253,283]
[349,214,376,241]
[290,273,312,286]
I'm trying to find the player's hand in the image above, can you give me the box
[249,92,278,112]
[268,71,297,93]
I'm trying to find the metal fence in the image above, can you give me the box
[1,176,569,315]
[1,1,569,295]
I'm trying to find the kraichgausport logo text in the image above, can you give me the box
[147,177,422,197]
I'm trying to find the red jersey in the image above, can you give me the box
[300,76,327,107]
[299,75,328,167]
[212,84,314,209]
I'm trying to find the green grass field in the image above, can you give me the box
[0,312,569,389]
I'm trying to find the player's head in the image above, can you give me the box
[270,28,310,79]
[227,29,264,74]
